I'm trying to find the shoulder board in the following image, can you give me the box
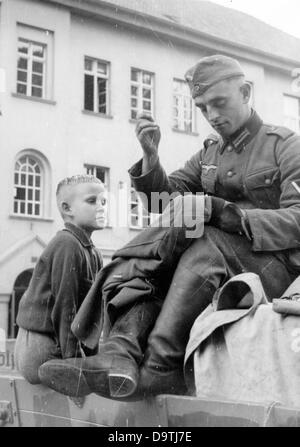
[266,126,294,141]
[203,134,220,149]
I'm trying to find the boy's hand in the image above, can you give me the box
[135,113,161,159]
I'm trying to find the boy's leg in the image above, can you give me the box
[14,328,61,384]
[15,329,90,395]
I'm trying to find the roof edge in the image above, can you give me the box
[39,0,299,71]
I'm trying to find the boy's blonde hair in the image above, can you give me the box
[56,174,103,197]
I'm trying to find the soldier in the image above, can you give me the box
[38,55,300,399]
[128,54,300,395]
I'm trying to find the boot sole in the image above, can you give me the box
[39,362,91,397]
[84,356,139,399]
[108,372,138,398]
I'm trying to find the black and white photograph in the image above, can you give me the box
[0,0,300,431]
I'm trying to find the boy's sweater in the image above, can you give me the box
[17,222,103,358]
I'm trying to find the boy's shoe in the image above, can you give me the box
[38,354,138,399]
[272,294,300,316]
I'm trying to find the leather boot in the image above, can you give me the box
[38,299,162,398]
[136,266,216,397]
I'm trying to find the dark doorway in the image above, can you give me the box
[9,269,33,338]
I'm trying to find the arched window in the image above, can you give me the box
[13,155,43,217]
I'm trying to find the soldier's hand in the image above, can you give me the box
[209,196,227,226]
[135,113,161,158]
[209,197,243,233]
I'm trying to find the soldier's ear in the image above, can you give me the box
[240,82,251,103]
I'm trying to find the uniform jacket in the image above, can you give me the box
[16,222,103,358]
[129,111,300,269]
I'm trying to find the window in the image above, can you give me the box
[85,164,110,225]
[173,79,196,133]
[84,58,110,114]
[16,24,54,100]
[129,186,151,229]
[284,95,300,133]
[85,164,109,187]
[17,39,46,98]
[130,68,154,119]
[13,155,42,217]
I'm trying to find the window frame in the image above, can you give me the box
[283,94,300,134]
[83,57,111,115]
[11,149,52,221]
[17,38,46,99]
[84,164,110,188]
[172,78,197,134]
[129,186,151,229]
[13,155,43,218]
[130,67,154,120]
[16,23,54,101]
[84,164,110,226]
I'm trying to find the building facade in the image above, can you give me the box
[0,0,300,337]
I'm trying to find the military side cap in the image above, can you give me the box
[185,55,245,98]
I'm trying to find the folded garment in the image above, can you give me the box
[272,294,300,316]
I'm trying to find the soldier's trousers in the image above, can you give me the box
[178,225,296,301]
[140,225,297,376]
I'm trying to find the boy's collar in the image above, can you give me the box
[64,222,93,247]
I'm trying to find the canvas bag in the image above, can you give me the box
[184,273,300,409]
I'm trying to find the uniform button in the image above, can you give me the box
[227,171,234,178]
[265,178,271,185]
[227,145,233,152]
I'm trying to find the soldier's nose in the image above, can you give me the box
[207,106,219,121]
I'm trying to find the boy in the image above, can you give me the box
[15,175,107,390]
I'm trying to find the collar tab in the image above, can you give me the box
[219,110,263,154]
